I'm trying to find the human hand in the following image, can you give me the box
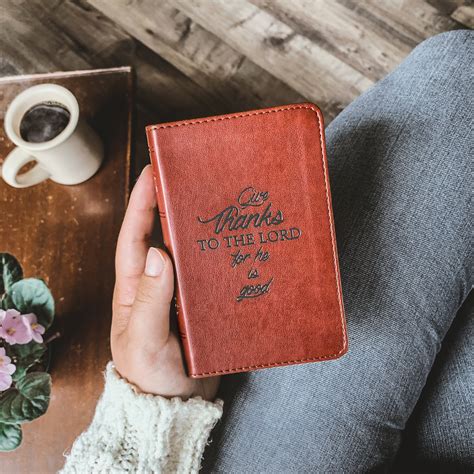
[111,165,220,401]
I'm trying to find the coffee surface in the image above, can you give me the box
[20,102,70,143]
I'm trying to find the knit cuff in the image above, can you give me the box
[62,362,223,473]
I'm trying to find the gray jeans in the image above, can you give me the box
[202,30,473,473]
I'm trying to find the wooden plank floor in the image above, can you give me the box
[0,0,472,175]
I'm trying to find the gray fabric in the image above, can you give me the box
[202,30,474,473]
[395,292,473,471]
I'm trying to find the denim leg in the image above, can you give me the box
[202,30,473,473]
[395,293,473,471]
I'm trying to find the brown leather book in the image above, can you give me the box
[146,103,347,378]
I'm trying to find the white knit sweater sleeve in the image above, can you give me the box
[60,363,223,473]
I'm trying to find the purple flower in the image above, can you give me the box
[0,309,33,345]
[23,313,45,343]
[0,347,16,391]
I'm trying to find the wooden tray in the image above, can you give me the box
[0,67,132,472]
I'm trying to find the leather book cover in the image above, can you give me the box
[146,103,347,378]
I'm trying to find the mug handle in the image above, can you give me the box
[1,147,50,188]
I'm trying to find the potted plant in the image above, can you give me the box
[0,253,55,451]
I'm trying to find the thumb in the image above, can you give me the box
[127,247,174,346]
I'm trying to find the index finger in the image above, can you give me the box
[112,165,157,335]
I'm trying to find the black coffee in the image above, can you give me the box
[19,102,71,143]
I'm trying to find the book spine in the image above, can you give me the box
[145,128,194,376]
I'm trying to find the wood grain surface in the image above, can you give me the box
[1,0,470,153]
[0,67,131,473]
[87,0,471,122]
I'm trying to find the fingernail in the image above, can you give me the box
[145,248,165,277]
[141,164,151,176]
[135,165,151,183]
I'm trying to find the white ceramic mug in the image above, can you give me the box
[2,84,103,188]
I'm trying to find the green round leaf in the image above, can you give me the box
[0,422,22,451]
[7,342,47,381]
[4,278,55,330]
[0,253,23,296]
[0,372,51,424]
